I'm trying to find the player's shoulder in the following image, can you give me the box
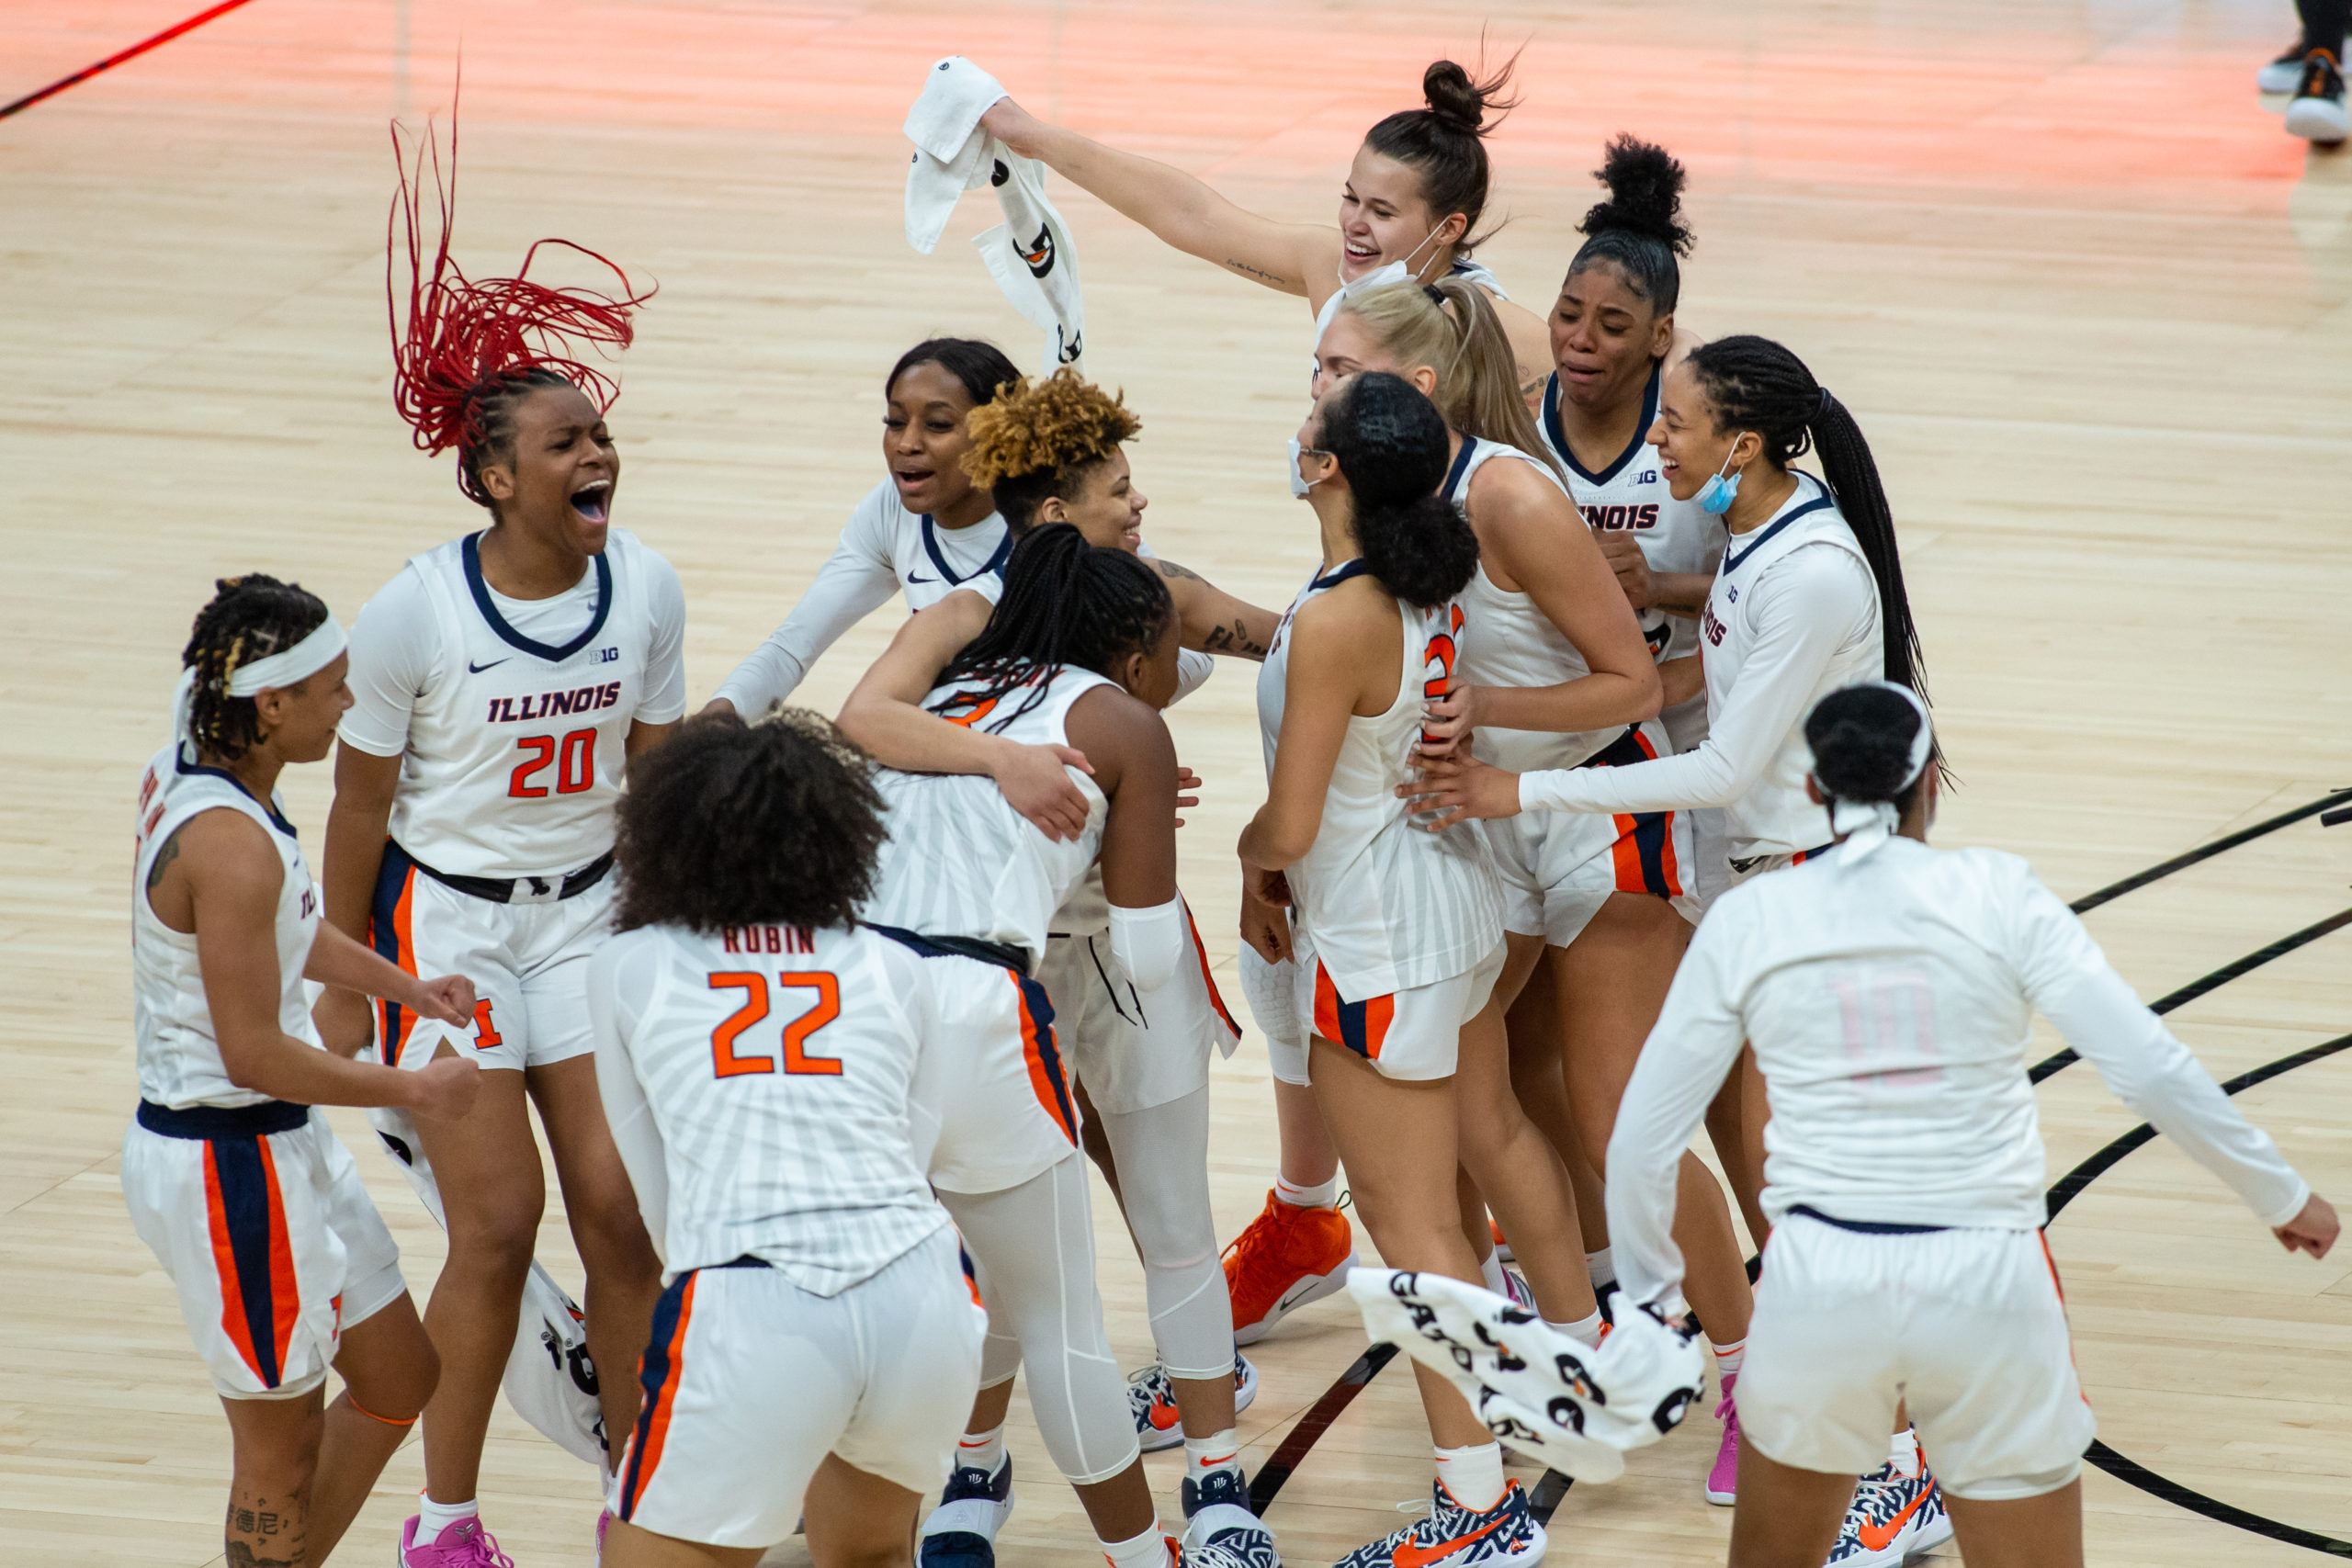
[603,526,676,579]
[844,477,910,536]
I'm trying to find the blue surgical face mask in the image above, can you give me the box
[1696,446,1745,515]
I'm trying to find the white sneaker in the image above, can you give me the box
[2261,41,2312,94]
[2288,51,2351,143]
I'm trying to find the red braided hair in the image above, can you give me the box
[387,109,654,506]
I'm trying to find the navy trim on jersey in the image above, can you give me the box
[866,923,1032,977]
[209,1133,288,1388]
[1720,475,1834,578]
[1309,558,1374,592]
[1787,1203,1948,1236]
[920,514,1012,587]
[1544,360,1661,488]
[1442,436,1477,502]
[461,532,614,662]
[370,843,414,1061]
[137,1099,310,1139]
[174,755,298,837]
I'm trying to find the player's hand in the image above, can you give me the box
[1239,867,1294,964]
[978,96,1041,158]
[409,1057,481,1122]
[312,985,377,1059]
[1597,531,1657,609]
[410,974,478,1029]
[1397,754,1522,830]
[991,742,1094,841]
[1175,765,1203,829]
[2275,1191,2339,1258]
[1417,683,1481,760]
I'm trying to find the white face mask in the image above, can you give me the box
[1287,435,1328,499]
[1337,219,1448,297]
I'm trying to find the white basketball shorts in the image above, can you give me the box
[1481,722,1698,946]
[608,1228,986,1548]
[370,840,612,1072]
[1291,933,1506,1082]
[121,1101,406,1400]
[1740,1209,2096,1500]
[891,939,1083,1197]
[1043,900,1239,1117]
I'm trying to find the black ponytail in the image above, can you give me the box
[887,336,1021,410]
[1363,55,1521,254]
[1568,135,1692,314]
[936,524,1174,725]
[1804,684,1930,817]
[1685,335,1928,708]
[1318,371,1479,609]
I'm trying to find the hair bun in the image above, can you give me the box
[1579,134,1693,256]
[1422,60,1490,134]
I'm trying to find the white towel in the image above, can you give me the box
[904,56,1084,370]
[1349,1267,1707,1481]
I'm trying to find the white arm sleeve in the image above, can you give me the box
[587,945,669,1266]
[2009,873,2310,1228]
[1109,896,1187,992]
[335,571,435,758]
[1605,913,1752,1309]
[637,550,689,724]
[1519,546,1873,816]
[710,490,902,714]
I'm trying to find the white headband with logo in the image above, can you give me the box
[1810,680,1932,865]
[172,616,348,757]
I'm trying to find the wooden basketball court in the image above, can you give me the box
[3,1,2347,1562]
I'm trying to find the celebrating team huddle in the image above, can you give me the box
[124,49,2339,1568]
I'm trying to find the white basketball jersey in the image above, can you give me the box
[365,529,670,879]
[1444,437,1619,775]
[131,745,322,1109]
[865,481,1015,611]
[1258,564,1502,998]
[1701,474,1883,855]
[1538,364,1724,753]
[865,664,1113,966]
[594,921,950,1292]
[958,542,1215,706]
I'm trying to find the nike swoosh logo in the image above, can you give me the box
[906,573,939,585]
[1855,1490,1930,1552]
[468,658,510,673]
[1395,1515,1507,1568]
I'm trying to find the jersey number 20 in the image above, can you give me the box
[707,972,842,1078]
[510,729,597,798]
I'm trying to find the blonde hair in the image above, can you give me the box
[962,368,1142,488]
[1333,277,1562,483]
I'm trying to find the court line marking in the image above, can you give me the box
[1246,1341,1396,1515]
[1,0,257,121]
[2066,789,2352,917]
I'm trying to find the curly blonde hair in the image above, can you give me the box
[962,369,1142,490]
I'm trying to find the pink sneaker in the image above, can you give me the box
[595,1509,611,1561]
[1706,1371,1740,1505]
[400,1516,515,1566]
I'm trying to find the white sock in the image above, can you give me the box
[1545,1311,1605,1348]
[1712,1337,1746,1380]
[413,1495,477,1547]
[1889,1427,1922,1480]
[1479,1252,1508,1293]
[1184,1427,1244,1481]
[1585,1246,1616,1287]
[1100,1521,1171,1567]
[956,1421,1006,1476]
[1432,1442,1508,1512]
[1273,1172,1339,1210]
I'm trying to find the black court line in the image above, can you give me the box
[2066,789,2352,916]
[2044,1029,2352,1555]
[1,0,256,120]
[1247,1342,1396,1515]
[1527,1467,1575,1526]
[2029,908,2352,1084]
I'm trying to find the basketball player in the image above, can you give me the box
[587,710,987,1568]
[705,338,1021,716]
[1604,682,2340,1568]
[854,526,1274,1568]
[837,369,1279,1476]
[313,128,683,1565]
[124,575,481,1568]
[1246,369,1569,1567]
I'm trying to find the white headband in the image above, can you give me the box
[1810,681,1933,865]
[224,616,346,696]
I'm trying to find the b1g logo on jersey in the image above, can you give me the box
[1585,502,1660,532]
[590,645,620,665]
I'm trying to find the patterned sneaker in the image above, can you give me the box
[1182,1467,1280,1566]
[2288,50,2351,142]
[1225,1190,1356,1346]
[1332,1479,1543,1568]
[399,1517,514,1567]
[594,1508,609,1562]
[1498,1268,1535,1312]
[1822,1462,1952,1567]
[1705,1371,1740,1506]
[920,1453,1014,1567]
[2261,39,2313,93]
[1128,1353,1261,1452]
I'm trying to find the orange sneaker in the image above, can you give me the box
[1224,1189,1356,1345]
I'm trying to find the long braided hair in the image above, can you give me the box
[182,575,331,761]
[387,108,652,510]
[935,525,1173,728]
[1684,335,1930,709]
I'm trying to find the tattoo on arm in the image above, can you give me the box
[1154,558,1202,582]
[1520,373,1547,400]
[1223,258,1290,286]
[145,827,185,893]
[1201,619,1268,658]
